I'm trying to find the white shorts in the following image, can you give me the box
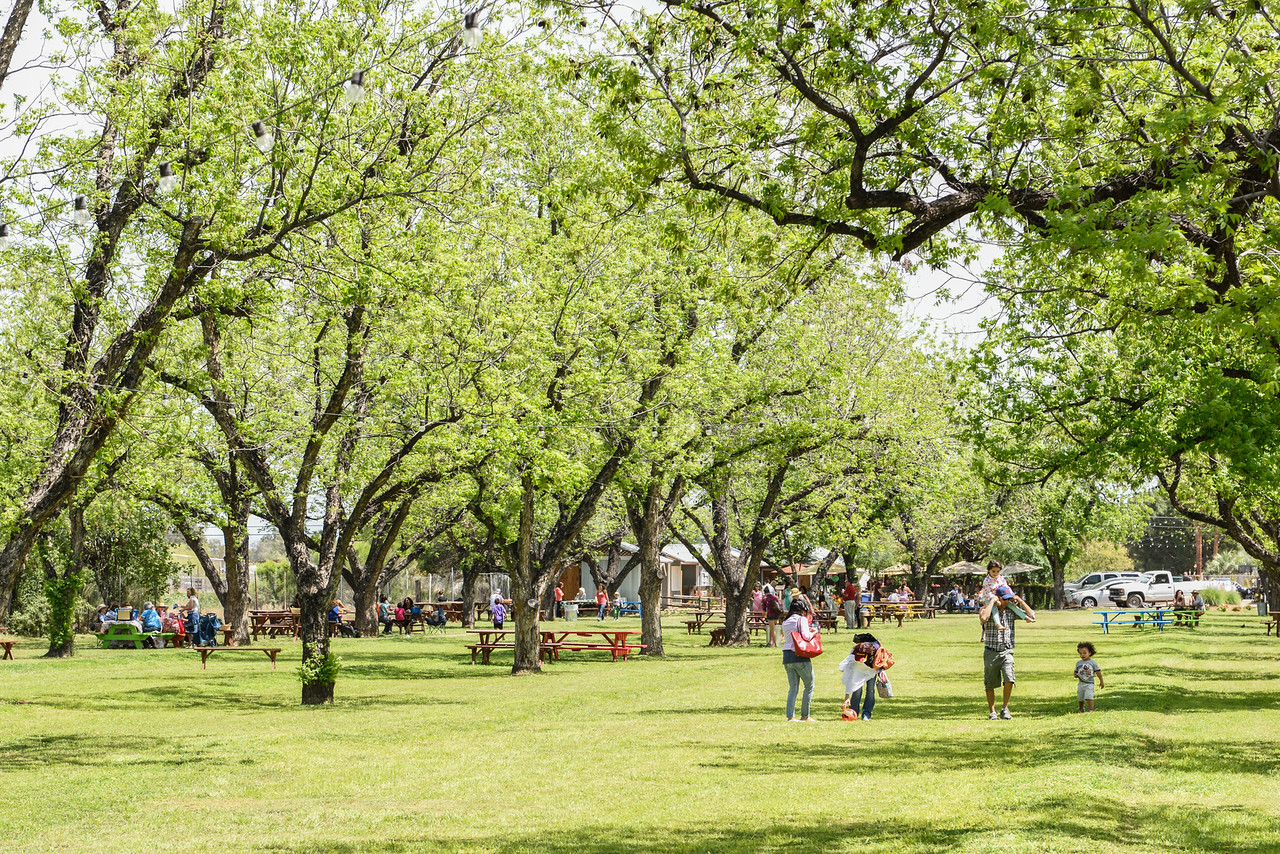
[1077,682,1095,701]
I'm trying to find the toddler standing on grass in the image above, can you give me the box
[491,599,506,630]
[1074,641,1104,712]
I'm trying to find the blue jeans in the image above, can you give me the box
[598,603,608,620]
[851,680,877,720]
[785,660,814,719]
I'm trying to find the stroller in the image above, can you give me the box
[191,613,223,647]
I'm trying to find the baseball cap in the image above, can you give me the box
[995,585,1014,600]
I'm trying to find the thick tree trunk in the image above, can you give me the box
[0,527,39,624]
[301,681,335,705]
[637,549,665,657]
[723,583,753,646]
[510,578,543,675]
[352,577,380,637]
[1050,559,1066,610]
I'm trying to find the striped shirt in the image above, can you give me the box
[982,605,1016,651]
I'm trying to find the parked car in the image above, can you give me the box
[1064,571,1140,596]
[1071,581,1126,609]
[1105,571,1207,608]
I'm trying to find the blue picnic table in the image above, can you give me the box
[1092,608,1174,634]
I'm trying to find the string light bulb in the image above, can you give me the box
[0,224,10,249]
[158,162,177,193]
[251,121,275,153]
[73,195,91,225]
[463,11,482,47]
[343,71,365,104]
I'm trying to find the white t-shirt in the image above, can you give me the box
[187,596,199,613]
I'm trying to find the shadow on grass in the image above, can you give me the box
[249,803,1280,854]
[0,733,225,770]
[693,725,1280,777]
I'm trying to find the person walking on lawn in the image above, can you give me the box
[979,585,1035,720]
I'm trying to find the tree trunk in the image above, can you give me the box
[352,577,380,637]
[223,517,253,645]
[301,681,334,705]
[510,578,543,675]
[1051,558,1066,610]
[723,583,753,646]
[637,546,665,657]
[460,561,484,629]
[0,526,40,624]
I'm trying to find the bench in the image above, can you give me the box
[708,627,727,646]
[466,642,556,665]
[1265,617,1279,636]
[548,642,646,661]
[193,646,282,670]
[1,639,13,660]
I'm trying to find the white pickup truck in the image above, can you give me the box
[1105,571,1206,608]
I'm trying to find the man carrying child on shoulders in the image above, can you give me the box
[979,584,1036,720]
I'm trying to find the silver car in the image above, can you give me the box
[1065,571,1140,595]
[1070,572,1141,608]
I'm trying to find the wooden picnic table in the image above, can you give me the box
[464,629,557,665]
[1,639,13,660]
[1092,608,1175,634]
[250,610,300,641]
[1265,610,1280,637]
[538,629,645,661]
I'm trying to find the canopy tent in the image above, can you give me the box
[941,560,986,576]
[1002,561,1043,576]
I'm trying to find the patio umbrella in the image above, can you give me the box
[879,563,910,576]
[941,560,986,576]
[1002,561,1042,575]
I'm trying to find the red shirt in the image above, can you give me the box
[554,587,563,602]
[596,590,608,605]
[843,583,858,601]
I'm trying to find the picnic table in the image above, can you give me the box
[1092,608,1175,634]
[250,610,300,641]
[1,639,13,660]
[1265,610,1280,637]
[868,601,934,626]
[93,621,173,649]
[538,629,645,661]
[464,629,558,665]
[684,611,724,633]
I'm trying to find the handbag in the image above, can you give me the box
[875,671,893,699]
[791,630,823,658]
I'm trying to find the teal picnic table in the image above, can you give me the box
[93,621,173,649]
[1092,608,1174,634]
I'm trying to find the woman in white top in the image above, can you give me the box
[781,598,820,722]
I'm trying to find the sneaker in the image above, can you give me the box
[999,707,1012,720]
[860,715,871,721]
[988,711,999,720]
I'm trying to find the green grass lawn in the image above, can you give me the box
[2,610,1277,853]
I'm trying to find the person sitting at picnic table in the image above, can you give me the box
[139,602,162,633]
[1171,589,1188,624]
[596,587,609,621]
[377,595,394,635]
[887,590,901,604]
[163,607,186,645]
[897,582,912,599]
[395,599,411,634]
[1189,590,1206,626]
[92,605,110,631]
[575,587,587,602]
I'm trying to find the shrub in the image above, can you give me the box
[1199,588,1241,606]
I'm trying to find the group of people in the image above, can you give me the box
[91,587,202,645]
[371,596,447,635]
[778,559,1115,721]
[778,593,893,723]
